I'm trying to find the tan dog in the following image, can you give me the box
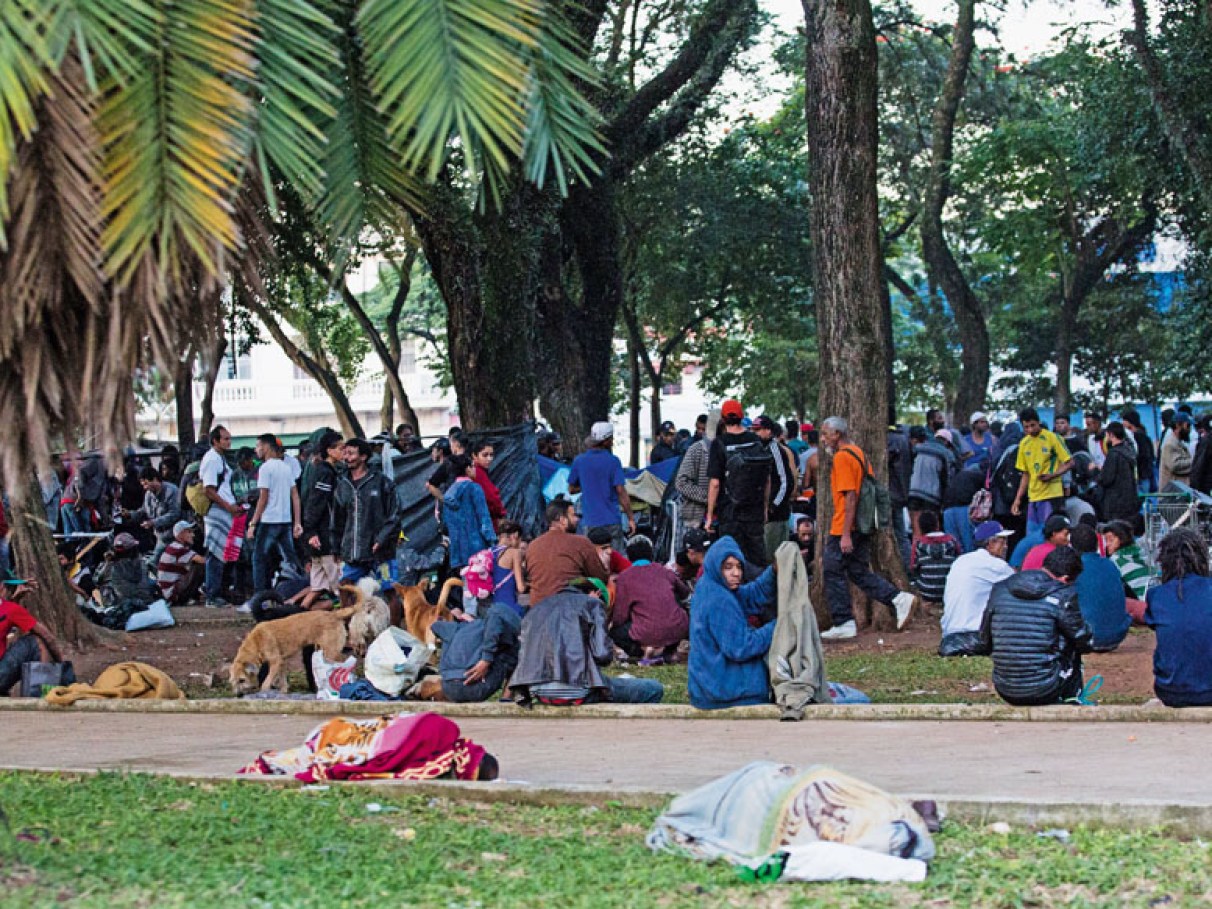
[229,607,355,695]
[339,577,393,656]
[394,577,463,647]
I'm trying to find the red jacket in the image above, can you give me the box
[473,466,506,529]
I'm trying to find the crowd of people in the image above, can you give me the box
[3,398,1210,711]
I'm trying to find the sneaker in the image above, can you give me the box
[204,597,229,609]
[820,620,857,640]
[235,602,252,615]
[893,591,917,630]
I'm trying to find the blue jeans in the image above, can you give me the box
[60,503,85,536]
[340,561,381,584]
[204,554,226,600]
[252,523,299,593]
[604,676,664,704]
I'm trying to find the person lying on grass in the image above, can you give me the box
[688,535,777,710]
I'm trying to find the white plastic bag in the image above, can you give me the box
[311,652,357,701]
[125,599,174,632]
[773,842,927,883]
[364,627,433,696]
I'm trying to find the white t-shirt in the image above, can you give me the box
[941,548,1015,636]
[256,458,296,524]
[199,448,234,505]
[283,453,303,482]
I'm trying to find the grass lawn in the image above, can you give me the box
[1,773,1209,908]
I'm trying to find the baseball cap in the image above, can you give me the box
[973,520,1014,543]
[720,399,743,420]
[659,420,676,434]
[113,532,140,552]
[172,519,196,537]
[587,526,614,546]
[1174,411,1194,426]
[800,422,814,435]
[682,528,711,553]
[754,415,777,432]
[590,421,614,442]
[1043,514,1072,537]
[970,411,989,425]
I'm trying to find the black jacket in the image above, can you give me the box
[332,470,400,564]
[979,570,1092,703]
[1096,443,1138,521]
[1191,433,1212,495]
[301,460,339,554]
[942,466,984,510]
[887,429,912,506]
[1133,428,1155,484]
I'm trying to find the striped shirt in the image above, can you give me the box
[157,541,195,599]
[1112,544,1153,600]
[913,533,960,603]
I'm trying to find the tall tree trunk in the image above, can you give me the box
[11,485,101,645]
[197,336,227,441]
[240,294,364,438]
[918,0,989,427]
[1054,290,1079,416]
[418,181,543,430]
[629,336,642,468]
[803,0,906,631]
[649,375,663,444]
[174,351,196,455]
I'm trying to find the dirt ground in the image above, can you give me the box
[58,601,1159,703]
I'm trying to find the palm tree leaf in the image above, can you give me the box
[522,9,605,193]
[98,0,257,284]
[0,0,57,237]
[43,0,161,88]
[358,0,541,180]
[254,0,340,201]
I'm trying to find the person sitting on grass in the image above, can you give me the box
[1070,524,1131,653]
[978,546,1093,706]
[1145,527,1212,708]
[509,578,663,706]
[0,578,65,696]
[911,510,960,606]
[1100,520,1152,611]
[432,600,522,703]
[939,520,1015,657]
[609,537,690,666]
[156,520,206,606]
[1019,514,1071,571]
[688,535,777,710]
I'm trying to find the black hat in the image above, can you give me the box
[1043,514,1071,538]
[682,528,711,553]
[587,526,614,546]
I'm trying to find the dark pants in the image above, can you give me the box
[252,523,301,593]
[609,622,644,659]
[938,631,984,658]
[823,533,898,625]
[441,663,513,703]
[204,554,225,600]
[0,635,42,695]
[720,517,767,567]
[998,664,1084,707]
[165,562,205,606]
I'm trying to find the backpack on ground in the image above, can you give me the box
[837,448,892,535]
[723,440,775,511]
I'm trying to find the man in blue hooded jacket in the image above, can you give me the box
[688,535,777,710]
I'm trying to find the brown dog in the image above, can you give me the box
[229,607,355,695]
[394,577,463,647]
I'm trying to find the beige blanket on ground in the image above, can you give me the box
[45,661,184,705]
[767,542,829,720]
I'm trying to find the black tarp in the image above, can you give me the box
[395,421,545,574]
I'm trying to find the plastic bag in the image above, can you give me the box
[311,652,357,701]
[364,627,433,696]
[125,599,174,632]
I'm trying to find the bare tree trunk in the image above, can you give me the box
[197,336,227,441]
[629,336,642,469]
[803,0,906,632]
[918,0,989,427]
[11,486,102,646]
[241,294,365,439]
[649,375,663,444]
[174,350,196,455]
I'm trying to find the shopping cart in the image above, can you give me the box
[1140,483,1212,570]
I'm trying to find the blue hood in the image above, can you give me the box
[701,535,744,590]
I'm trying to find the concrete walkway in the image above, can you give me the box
[4,709,1212,830]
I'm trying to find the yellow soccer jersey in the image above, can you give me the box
[1015,429,1071,502]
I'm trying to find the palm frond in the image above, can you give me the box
[358,0,541,180]
[98,0,257,285]
[522,9,605,193]
[43,0,161,88]
[0,0,57,236]
[254,0,340,201]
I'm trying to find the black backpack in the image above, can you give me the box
[991,444,1023,516]
[724,440,774,510]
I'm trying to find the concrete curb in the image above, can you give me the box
[7,766,1212,835]
[4,698,1211,723]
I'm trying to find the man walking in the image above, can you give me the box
[818,416,917,640]
[568,421,635,552]
[705,399,772,567]
[247,433,303,594]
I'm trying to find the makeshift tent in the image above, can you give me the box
[396,422,545,575]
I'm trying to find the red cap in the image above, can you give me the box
[801,421,814,434]
[721,399,743,419]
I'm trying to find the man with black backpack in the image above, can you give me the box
[819,416,918,640]
[705,399,772,566]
